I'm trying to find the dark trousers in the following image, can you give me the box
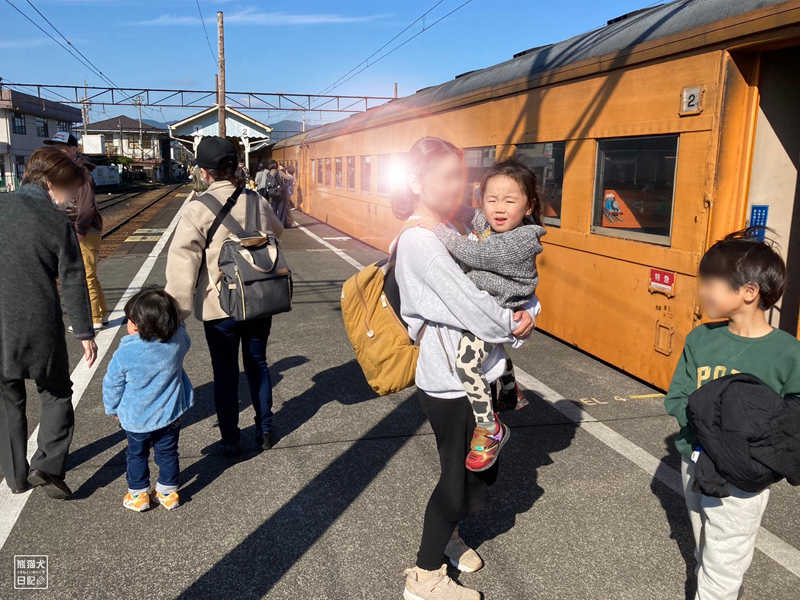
[271,197,289,227]
[415,389,498,570]
[125,419,180,494]
[0,374,74,490]
[203,316,273,446]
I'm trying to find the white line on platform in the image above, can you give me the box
[0,190,195,551]
[305,220,800,579]
[297,225,365,270]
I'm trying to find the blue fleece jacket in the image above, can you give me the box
[103,324,194,433]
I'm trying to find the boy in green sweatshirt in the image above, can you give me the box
[664,228,800,600]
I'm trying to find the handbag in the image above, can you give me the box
[199,188,293,321]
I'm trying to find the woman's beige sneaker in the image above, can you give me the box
[403,565,480,600]
[445,528,484,573]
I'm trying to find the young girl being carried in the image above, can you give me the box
[419,159,545,472]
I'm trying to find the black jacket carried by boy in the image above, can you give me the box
[687,373,800,498]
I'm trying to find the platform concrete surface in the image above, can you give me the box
[1,204,799,600]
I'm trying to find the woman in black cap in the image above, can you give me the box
[165,137,284,456]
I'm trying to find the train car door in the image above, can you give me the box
[746,45,800,336]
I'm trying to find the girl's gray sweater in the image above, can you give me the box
[395,225,540,398]
[433,207,545,308]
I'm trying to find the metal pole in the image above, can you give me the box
[217,11,226,138]
[394,83,398,98]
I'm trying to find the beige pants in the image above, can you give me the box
[682,457,770,600]
[79,232,107,324]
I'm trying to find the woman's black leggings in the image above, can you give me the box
[415,389,498,570]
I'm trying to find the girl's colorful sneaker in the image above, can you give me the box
[465,418,510,472]
[123,491,151,512]
[152,491,180,510]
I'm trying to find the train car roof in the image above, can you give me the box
[285,0,789,146]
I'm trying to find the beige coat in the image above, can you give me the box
[165,180,284,321]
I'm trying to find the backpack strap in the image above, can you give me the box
[195,187,244,283]
[198,186,246,246]
[244,191,263,232]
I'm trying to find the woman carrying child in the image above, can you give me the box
[393,137,539,600]
[419,159,546,472]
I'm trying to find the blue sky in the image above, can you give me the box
[1,0,655,128]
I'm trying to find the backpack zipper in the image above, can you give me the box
[235,265,246,320]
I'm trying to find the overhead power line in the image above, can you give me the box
[196,0,218,66]
[271,0,477,123]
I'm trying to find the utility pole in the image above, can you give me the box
[394,83,398,99]
[217,11,226,138]
[133,95,143,161]
[302,111,306,133]
[81,80,90,137]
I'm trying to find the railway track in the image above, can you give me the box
[96,187,151,211]
[102,183,185,238]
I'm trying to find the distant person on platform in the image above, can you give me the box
[45,132,108,331]
[284,164,297,228]
[255,162,268,198]
[266,160,292,228]
[0,147,97,499]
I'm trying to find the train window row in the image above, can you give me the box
[309,133,678,246]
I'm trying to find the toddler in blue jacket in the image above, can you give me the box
[103,287,193,512]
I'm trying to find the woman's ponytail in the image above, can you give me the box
[390,137,462,221]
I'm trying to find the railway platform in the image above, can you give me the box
[0,195,799,600]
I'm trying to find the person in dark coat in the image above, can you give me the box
[0,147,98,499]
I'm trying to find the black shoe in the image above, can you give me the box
[27,469,72,500]
[11,484,29,494]
[256,432,274,451]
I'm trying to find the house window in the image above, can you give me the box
[317,159,323,186]
[56,121,70,133]
[592,135,678,245]
[128,137,139,149]
[36,117,49,138]
[325,158,331,187]
[360,156,371,194]
[13,113,26,135]
[516,142,566,226]
[377,154,391,197]
[463,146,496,205]
[335,157,343,189]
[141,137,152,150]
[15,156,25,181]
[347,156,356,191]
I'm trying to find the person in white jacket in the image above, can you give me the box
[394,137,538,600]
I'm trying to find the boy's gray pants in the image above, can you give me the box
[682,457,770,600]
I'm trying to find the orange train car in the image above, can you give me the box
[272,0,800,390]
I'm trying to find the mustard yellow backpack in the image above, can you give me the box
[341,224,424,396]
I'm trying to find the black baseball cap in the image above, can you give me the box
[192,136,238,169]
[44,132,78,147]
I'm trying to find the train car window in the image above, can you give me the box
[377,154,391,197]
[516,142,565,227]
[361,156,371,194]
[311,160,315,183]
[335,158,343,189]
[347,157,356,191]
[317,159,324,186]
[325,158,332,187]
[463,147,496,206]
[592,135,678,245]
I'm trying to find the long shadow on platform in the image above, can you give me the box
[173,390,427,599]
[651,434,697,600]
[462,393,578,549]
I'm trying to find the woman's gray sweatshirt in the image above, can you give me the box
[433,208,545,308]
[395,225,540,399]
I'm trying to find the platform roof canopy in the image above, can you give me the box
[170,105,272,152]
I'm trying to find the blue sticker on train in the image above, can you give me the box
[750,205,769,241]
